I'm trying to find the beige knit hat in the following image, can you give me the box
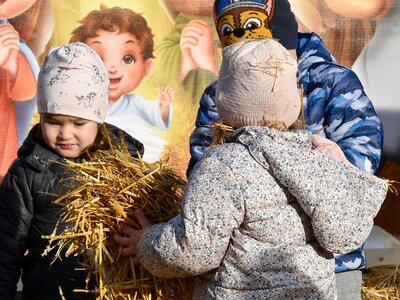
[216,38,301,129]
[37,42,109,124]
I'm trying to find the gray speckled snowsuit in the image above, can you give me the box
[138,126,387,300]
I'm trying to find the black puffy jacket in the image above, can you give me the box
[0,123,144,300]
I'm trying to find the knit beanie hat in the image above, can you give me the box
[37,42,109,124]
[216,38,300,128]
[214,0,298,50]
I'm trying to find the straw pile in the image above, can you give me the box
[362,265,400,299]
[43,140,193,300]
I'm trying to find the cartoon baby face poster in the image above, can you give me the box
[1,0,399,258]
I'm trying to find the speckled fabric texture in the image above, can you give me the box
[37,42,109,123]
[138,126,387,300]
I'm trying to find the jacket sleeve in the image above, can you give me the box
[0,165,33,299]
[187,81,220,178]
[308,165,387,254]
[306,63,383,174]
[138,156,245,278]
[265,141,388,254]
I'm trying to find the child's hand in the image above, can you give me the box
[311,134,354,168]
[113,209,151,264]
[158,85,175,122]
[0,24,20,74]
[180,20,218,75]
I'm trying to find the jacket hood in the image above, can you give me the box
[227,126,387,254]
[297,32,336,71]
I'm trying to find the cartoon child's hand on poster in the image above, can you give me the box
[0,23,19,76]
[180,19,218,81]
[158,85,175,121]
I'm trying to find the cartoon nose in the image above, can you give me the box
[233,28,245,38]
[108,65,117,74]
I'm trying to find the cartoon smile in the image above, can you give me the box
[109,76,122,88]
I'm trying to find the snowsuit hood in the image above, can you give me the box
[228,126,387,253]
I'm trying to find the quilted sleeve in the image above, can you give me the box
[138,156,245,278]
[187,81,220,178]
[267,142,388,254]
[305,63,383,174]
[0,165,33,299]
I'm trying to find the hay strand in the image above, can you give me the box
[43,139,193,299]
[362,265,400,299]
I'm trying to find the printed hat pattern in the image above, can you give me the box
[216,38,301,128]
[214,0,273,19]
[213,0,298,50]
[37,42,109,124]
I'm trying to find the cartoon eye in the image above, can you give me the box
[243,18,262,30]
[220,23,234,36]
[122,55,135,65]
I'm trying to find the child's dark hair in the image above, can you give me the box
[70,6,155,60]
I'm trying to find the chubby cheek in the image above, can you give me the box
[41,127,55,145]
[121,77,140,95]
[108,76,138,101]
[84,139,96,151]
[126,68,146,91]
[80,131,98,150]
[86,133,97,145]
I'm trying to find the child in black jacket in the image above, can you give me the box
[0,43,143,299]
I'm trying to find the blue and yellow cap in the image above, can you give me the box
[213,0,298,50]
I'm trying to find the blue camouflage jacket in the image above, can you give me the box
[187,32,383,273]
